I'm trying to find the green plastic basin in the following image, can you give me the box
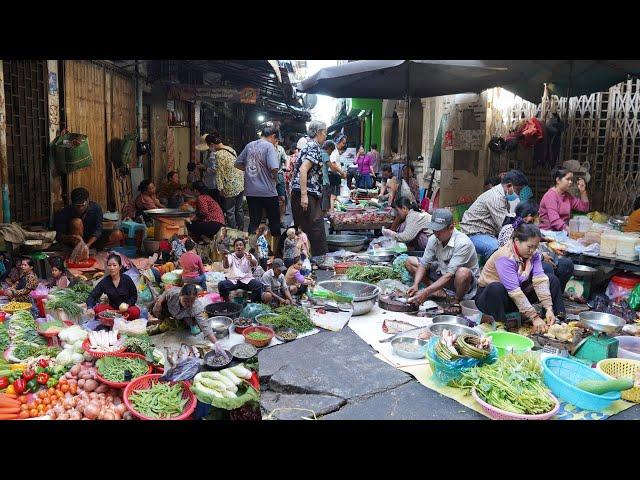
[486,331,534,357]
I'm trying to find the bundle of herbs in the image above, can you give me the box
[346,265,400,283]
[264,305,315,334]
[45,297,83,317]
[452,352,555,415]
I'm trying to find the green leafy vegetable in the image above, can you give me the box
[258,305,314,334]
[0,323,9,351]
[129,381,188,419]
[96,356,149,382]
[346,265,400,283]
[452,352,555,415]
[45,297,83,317]
[123,335,155,361]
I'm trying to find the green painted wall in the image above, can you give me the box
[347,98,382,151]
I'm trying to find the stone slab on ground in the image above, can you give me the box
[259,327,412,400]
[260,391,346,420]
[321,380,486,420]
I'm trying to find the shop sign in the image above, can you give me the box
[444,130,454,150]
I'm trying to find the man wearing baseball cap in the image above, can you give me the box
[260,258,293,307]
[407,208,479,314]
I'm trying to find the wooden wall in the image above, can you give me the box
[63,61,135,211]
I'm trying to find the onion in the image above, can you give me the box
[62,399,72,410]
[78,379,86,388]
[84,379,98,392]
[95,384,109,394]
[89,392,98,400]
[122,411,133,420]
[115,404,127,415]
[70,365,81,376]
[103,412,116,420]
[113,397,122,406]
[83,403,100,420]
[69,411,82,420]
[58,413,70,420]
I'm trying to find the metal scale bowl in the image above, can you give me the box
[573,311,626,363]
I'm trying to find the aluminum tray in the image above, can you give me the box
[144,208,194,217]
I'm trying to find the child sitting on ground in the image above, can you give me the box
[283,228,298,268]
[285,256,315,296]
[170,234,187,262]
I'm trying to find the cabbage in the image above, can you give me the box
[56,349,74,366]
[58,325,88,344]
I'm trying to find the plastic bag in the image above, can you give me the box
[392,254,414,286]
[70,237,89,262]
[240,302,272,320]
[377,279,410,296]
[160,357,201,382]
[629,284,640,311]
[426,337,497,386]
[114,317,148,336]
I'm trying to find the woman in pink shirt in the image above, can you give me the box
[354,146,374,189]
[539,167,589,231]
[180,238,207,290]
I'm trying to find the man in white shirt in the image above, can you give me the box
[328,134,347,209]
[217,238,264,301]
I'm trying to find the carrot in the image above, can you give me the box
[0,413,19,420]
[0,396,21,405]
[0,399,20,408]
[1,393,18,399]
[0,407,21,414]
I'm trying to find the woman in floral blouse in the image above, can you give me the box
[187,181,226,241]
[8,257,39,303]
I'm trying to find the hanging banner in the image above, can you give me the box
[444,130,454,150]
[168,85,260,104]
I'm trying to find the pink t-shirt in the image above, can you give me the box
[539,188,589,231]
[355,154,373,175]
[180,251,204,278]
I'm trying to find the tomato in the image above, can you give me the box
[58,378,68,385]
[48,388,56,396]
[42,397,50,405]
[18,395,28,404]
[34,399,42,406]
[38,391,47,399]
[20,404,29,411]
[56,392,64,400]
[61,384,70,393]
[69,385,77,395]
[37,404,45,412]
[29,409,38,418]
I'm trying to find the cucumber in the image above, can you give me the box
[576,378,634,395]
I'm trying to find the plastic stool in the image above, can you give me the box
[120,220,147,240]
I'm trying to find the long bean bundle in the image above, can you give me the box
[96,356,149,382]
[129,381,188,419]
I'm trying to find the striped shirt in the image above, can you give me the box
[460,184,511,237]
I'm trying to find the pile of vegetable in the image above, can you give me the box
[0,392,22,420]
[55,325,89,366]
[0,323,9,352]
[346,265,400,283]
[435,330,493,361]
[6,310,51,362]
[1,357,68,397]
[0,302,32,313]
[96,356,149,383]
[453,352,556,415]
[49,284,91,305]
[255,305,314,334]
[44,296,83,318]
[128,381,188,419]
[38,319,66,335]
[246,331,270,341]
[192,364,258,410]
[87,330,125,353]
[123,334,155,360]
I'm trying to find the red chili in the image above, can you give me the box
[22,369,36,381]
[0,377,9,389]
[36,372,49,385]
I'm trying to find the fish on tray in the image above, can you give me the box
[382,318,421,334]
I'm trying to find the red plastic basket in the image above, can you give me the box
[98,311,129,327]
[38,320,74,339]
[66,258,97,269]
[82,335,127,358]
[94,353,152,389]
[471,387,560,420]
[123,374,196,421]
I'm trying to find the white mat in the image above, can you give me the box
[347,304,434,368]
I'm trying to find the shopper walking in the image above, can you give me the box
[206,134,244,231]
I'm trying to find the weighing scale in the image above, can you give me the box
[571,311,625,364]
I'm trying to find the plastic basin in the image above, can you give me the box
[485,331,534,357]
[542,356,620,412]
[460,300,482,326]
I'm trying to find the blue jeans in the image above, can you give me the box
[183,274,207,291]
[469,234,499,262]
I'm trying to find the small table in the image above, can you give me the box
[566,251,640,274]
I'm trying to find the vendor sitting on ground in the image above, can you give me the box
[406,209,479,314]
[498,200,574,291]
[285,256,315,296]
[151,284,217,344]
[625,195,640,233]
[217,238,264,302]
[382,197,432,251]
[53,187,103,250]
[475,223,564,334]
[46,257,73,289]
[6,257,39,303]
[459,170,529,261]
[179,238,207,291]
[261,258,294,307]
[86,254,140,320]
[122,179,165,222]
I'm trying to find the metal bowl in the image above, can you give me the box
[275,327,298,343]
[230,343,258,360]
[427,323,480,338]
[327,234,368,247]
[203,349,233,370]
[367,250,395,263]
[431,315,470,326]
[391,336,429,359]
[578,311,626,334]
[208,316,232,339]
[316,280,380,316]
[572,264,597,278]
[144,208,194,218]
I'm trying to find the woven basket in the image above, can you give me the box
[95,352,152,389]
[596,358,640,403]
[52,132,93,174]
[123,374,196,421]
[471,387,560,420]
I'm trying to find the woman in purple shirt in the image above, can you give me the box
[354,146,374,189]
[538,167,589,231]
